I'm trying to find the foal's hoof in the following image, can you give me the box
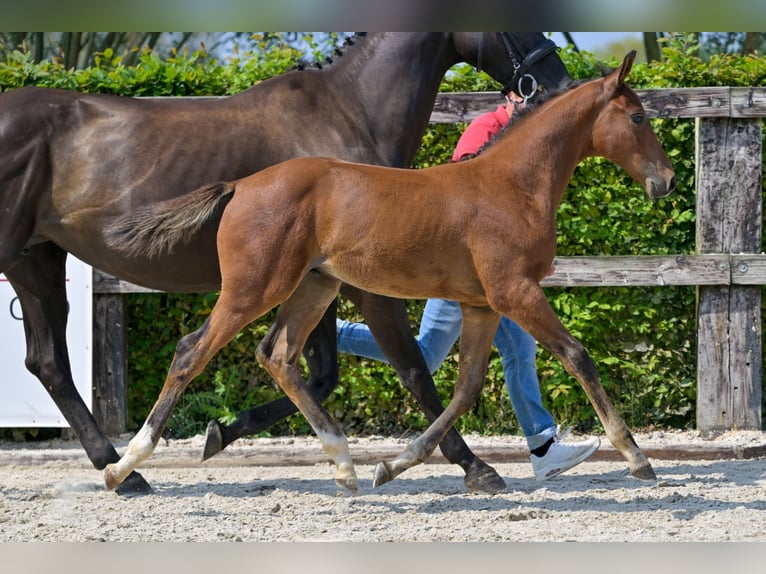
[630,463,657,481]
[464,463,507,494]
[202,419,225,461]
[115,471,154,497]
[104,464,125,491]
[335,475,359,495]
[372,461,394,488]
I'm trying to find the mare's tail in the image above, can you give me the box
[105,181,236,259]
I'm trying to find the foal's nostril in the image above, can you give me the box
[668,175,677,193]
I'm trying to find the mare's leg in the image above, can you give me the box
[4,244,151,495]
[202,299,339,461]
[373,305,500,487]
[493,280,655,480]
[342,287,506,493]
[256,272,359,493]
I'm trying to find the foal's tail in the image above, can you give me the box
[105,181,236,259]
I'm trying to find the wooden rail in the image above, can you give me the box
[92,254,766,291]
[91,87,765,435]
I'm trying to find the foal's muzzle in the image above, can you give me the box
[645,172,677,199]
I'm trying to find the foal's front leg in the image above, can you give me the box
[493,280,656,481]
[257,273,360,494]
[342,286,506,494]
[373,305,500,487]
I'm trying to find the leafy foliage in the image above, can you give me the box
[2,35,764,439]
[0,35,303,96]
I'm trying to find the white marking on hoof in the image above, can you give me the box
[335,462,359,494]
[104,424,157,490]
[315,430,357,491]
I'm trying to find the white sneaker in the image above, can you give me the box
[530,430,600,481]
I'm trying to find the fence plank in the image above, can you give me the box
[93,254,766,293]
[144,88,766,123]
[541,255,730,287]
[731,254,766,285]
[695,117,763,433]
[731,87,766,118]
[431,87,766,122]
[639,87,732,119]
[93,269,162,294]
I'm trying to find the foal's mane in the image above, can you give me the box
[293,32,368,71]
[460,81,580,160]
[462,63,619,161]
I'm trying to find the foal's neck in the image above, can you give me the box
[479,80,605,214]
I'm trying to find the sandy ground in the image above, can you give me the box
[1,430,765,542]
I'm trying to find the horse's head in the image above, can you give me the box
[453,33,571,101]
[592,51,676,199]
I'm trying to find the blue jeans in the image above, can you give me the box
[337,299,557,449]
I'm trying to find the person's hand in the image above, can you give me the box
[505,92,526,117]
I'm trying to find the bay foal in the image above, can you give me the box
[105,52,675,492]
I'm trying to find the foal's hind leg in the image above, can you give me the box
[202,299,340,461]
[5,244,151,495]
[104,285,279,490]
[374,305,500,488]
[342,287,506,494]
[256,273,359,494]
[492,280,655,481]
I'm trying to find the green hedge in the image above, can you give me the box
[3,36,765,438]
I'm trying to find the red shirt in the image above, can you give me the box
[451,105,510,162]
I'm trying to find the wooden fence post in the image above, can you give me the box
[92,293,128,436]
[695,117,763,433]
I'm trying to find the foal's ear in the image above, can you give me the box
[616,50,637,87]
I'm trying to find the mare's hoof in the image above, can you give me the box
[372,461,393,488]
[464,464,507,494]
[630,463,657,481]
[202,419,225,461]
[115,471,154,497]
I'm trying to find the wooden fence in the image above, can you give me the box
[91,87,766,436]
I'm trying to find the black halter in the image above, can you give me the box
[478,33,559,101]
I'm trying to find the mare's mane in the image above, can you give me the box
[293,32,368,71]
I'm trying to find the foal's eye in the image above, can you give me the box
[631,113,644,125]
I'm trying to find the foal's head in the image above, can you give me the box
[591,51,676,199]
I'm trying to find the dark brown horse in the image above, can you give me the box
[103,51,675,493]
[0,33,569,495]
